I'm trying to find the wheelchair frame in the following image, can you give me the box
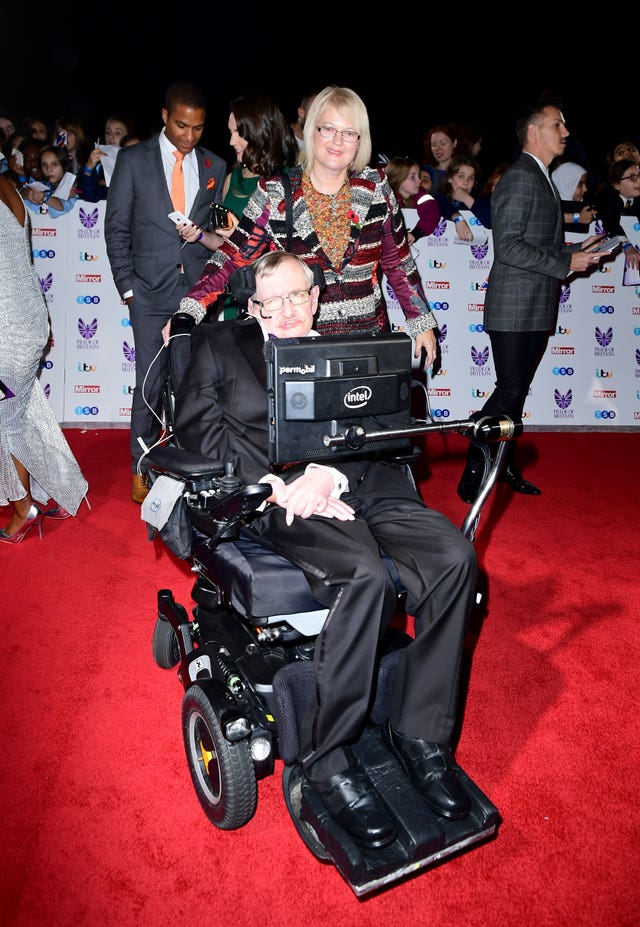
[146,406,517,895]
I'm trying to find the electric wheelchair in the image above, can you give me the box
[145,314,520,895]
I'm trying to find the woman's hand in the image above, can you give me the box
[161,319,173,346]
[415,329,437,368]
[214,213,238,240]
[176,221,203,244]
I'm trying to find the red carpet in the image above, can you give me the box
[1,428,639,926]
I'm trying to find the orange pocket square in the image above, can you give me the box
[207,177,216,191]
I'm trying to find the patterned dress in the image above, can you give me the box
[0,198,88,512]
[180,166,437,338]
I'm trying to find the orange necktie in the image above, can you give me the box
[171,150,185,214]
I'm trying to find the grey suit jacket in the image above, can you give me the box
[484,153,579,332]
[105,133,226,308]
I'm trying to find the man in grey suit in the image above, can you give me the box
[105,80,227,503]
[457,100,604,503]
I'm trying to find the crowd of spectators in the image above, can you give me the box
[1,98,636,236]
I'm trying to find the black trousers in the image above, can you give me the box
[128,277,191,471]
[467,329,550,466]
[247,460,478,782]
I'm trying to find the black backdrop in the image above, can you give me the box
[3,10,627,185]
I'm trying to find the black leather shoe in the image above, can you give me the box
[306,766,397,848]
[382,722,470,820]
[457,462,484,504]
[500,465,541,495]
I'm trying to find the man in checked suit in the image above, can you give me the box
[457,99,604,504]
[106,80,226,503]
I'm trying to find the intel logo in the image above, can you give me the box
[344,386,372,409]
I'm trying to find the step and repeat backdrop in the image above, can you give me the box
[33,203,640,427]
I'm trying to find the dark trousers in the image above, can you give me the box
[468,329,550,467]
[247,461,478,781]
[128,278,190,471]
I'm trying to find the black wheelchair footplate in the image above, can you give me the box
[283,726,499,898]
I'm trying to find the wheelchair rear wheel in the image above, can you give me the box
[152,617,180,669]
[182,684,257,829]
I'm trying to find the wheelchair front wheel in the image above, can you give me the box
[182,684,257,829]
[152,616,180,669]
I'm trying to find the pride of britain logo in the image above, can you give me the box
[79,207,99,229]
[470,241,490,261]
[554,388,574,419]
[77,318,99,350]
[78,206,100,239]
[470,345,491,375]
[40,272,53,295]
[594,326,614,356]
[122,341,136,373]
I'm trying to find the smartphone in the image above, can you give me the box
[168,210,191,226]
[586,235,623,254]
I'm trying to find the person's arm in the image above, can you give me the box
[104,150,136,299]
[46,194,78,217]
[379,198,438,365]
[175,183,274,325]
[469,195,492,229]
[76,151,107,203]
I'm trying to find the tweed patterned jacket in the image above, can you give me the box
[180,166,437,337]
[484,153,580,333]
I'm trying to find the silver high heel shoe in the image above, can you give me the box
[42,506,71,519]
[0,504,44,544]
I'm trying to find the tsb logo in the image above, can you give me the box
[430,409,451,418]
[552,367,574,375]
[469,323,485,332]
[74,406,100,415]
[594,410,616,419]
[593,305,614,314]
[76,295,101,304]
[33,249,55,259]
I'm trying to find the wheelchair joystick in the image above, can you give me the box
[219,462,241,494]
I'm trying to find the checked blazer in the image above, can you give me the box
[484,153,581,333]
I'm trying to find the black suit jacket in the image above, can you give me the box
[174,318,273,485]
[174,317,376,489]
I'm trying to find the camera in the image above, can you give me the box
[210,203,233,230]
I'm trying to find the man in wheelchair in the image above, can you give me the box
[172,251,478,850]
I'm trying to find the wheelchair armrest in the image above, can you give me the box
[187,482,272,545]
[146,445,225,482]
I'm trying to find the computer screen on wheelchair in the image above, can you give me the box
[265,332,414,466]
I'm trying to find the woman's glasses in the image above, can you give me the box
[317,125,360,145]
